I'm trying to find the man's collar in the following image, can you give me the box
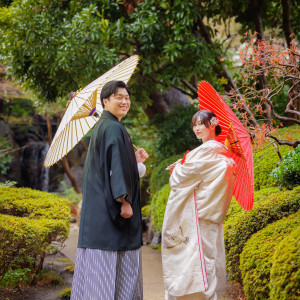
[101,110,119,122]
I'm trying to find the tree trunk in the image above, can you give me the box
[145,88,190,119]
[44,114,52,144]
[61,156,81,194]
[281,0,292,48]
[249,0,265,39]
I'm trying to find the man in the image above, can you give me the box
[71,80,148,300]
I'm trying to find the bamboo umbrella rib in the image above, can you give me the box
[83,116,92,131]
[74,119,79,145]
[55,131,64,163]
[52,131,63,163]
[63,125,70,158]
[48,141,55,164]
[57,127,68,162]
[50,135,60,166]
[65,124,71,154]
[199,88,227,114]
[78,119,85,138]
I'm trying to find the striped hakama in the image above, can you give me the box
[71,248,143,300]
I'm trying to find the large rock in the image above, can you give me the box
[0,120,22,183]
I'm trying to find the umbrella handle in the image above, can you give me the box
[133,144,138,151]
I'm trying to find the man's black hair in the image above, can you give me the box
[100,80,131,107]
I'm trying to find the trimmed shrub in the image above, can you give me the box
[253,125,300,190]
[0,187,70,285]
[0,187,71,221]
[149,154,183,195]
[150,184,171,233]
[271,145,300,190]
[240,211,300,299]
[224,186,300,282]
[254,145,290,190]
[270,227,300,300]
[225,187,281,222]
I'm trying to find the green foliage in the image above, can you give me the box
[0,268,31,287]
[0,180,17,187]
[141,205,151,219]
[224,186,300,282]
[151,105,201,160]
[3,98,35,119]
[149,153,183,195]
[0,187,70,286]
[150,184,171,233]
[0,0,120,102]
[271,145,300,190]
[59,181,82,204]
[0,0,223,105]
[59,287,72,300]
[270,227,300,300]
[240,211,300,299]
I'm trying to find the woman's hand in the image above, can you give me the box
[166,159,181,172]
[135,148,149,163]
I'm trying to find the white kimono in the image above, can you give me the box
[162,140,236,300]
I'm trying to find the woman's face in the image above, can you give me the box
[193,117,215,142]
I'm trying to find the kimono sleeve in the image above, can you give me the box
[170,146,229,189]
[105,125,133,204]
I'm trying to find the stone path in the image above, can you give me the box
[61,224,232,300]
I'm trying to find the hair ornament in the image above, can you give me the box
[210,116,219,127]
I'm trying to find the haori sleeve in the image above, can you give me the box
[105,125,132,205]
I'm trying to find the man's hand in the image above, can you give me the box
[120,197,133,218]
[135,148,149,163]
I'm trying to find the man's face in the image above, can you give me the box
[103,88,131,121]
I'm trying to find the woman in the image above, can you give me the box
[162,110,236,300]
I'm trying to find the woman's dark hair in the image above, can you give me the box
[191,110,222,136]
[100,80,131,106]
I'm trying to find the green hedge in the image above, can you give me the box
[240,211,300,299]
[149,154,182,195]
[0,187,70,285]
[0,187,71,221]
[150,184,171,233]
[253,125,300,190]
[270,227,300,300]
[224,186,300,282]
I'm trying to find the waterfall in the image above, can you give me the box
[40,143,49,192]
[20,141,50,192]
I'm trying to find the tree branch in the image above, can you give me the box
[266,134,300,148]
[181,79,198,96]
[145,74,195,98]
[266,99,300,124]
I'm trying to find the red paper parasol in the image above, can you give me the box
[198,81,254,210]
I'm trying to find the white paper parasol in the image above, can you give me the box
[44,55,139,167]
